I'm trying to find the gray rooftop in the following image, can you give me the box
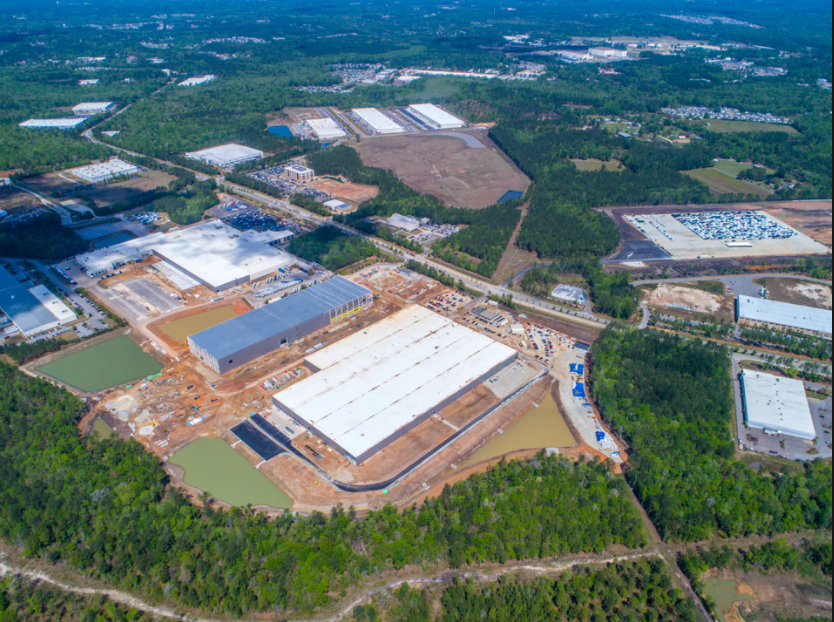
[738,295,832,334]
[189,276,370,358]
[0,265,61,335]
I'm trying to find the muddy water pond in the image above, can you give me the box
[704,578,753,622]
[160,306,240,342]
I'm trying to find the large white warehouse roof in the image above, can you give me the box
[72,158,139,183]
[351,108,405,134]
[19,118,87,129]
[406,103,466,129]
[307,117,347,140]
[274,305,517,463]
[741,370,816,440]
[72,102,114,115]
[185,143,264,168]
[737,295,832,334]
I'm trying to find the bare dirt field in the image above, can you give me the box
[18,171,79,195]
[354,130,529,209]
[764,200,832,246]
[0,187,38,213]
[81,170,177,208]
[641,283,734,319]
[754,277,832,310]
[314,178,378,203]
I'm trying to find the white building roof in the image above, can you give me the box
[72,102,114,115]
[551,284,584,302]
[275,305,517,462]
[406,103,466,128]
[185,143,263,168]
[741,370,816,440]
[307,117,347,140]
[28,285,75,325]
[19,118,87,129]
[737,295,832,334]
[71,158,138,183]
[178,75,216,86]
[351,108,405,134]
[324,199,351,211]
[388,213,420,231]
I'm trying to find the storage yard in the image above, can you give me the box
[353,130,529,209]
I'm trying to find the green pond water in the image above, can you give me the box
[91,418,115,439]
[37,335,162,392]
[169,437,293,509]
[462,392,574,468]
[161,306,239,342]
[704,578,753,622]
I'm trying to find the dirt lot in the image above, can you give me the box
[354,130,529,209]
[641,283,734,319]
[81,170,177,208]
[314,178,378,203]
[0,187,38,213]
[18,171,80,196]
[754,277,832,309]
[764,200,832,246]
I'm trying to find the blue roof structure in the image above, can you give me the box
[0,265,60,335]
[572,382,586,398]
[189,276,370,360]
[569,363,585,375]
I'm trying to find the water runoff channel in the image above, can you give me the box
[231,368,548,494]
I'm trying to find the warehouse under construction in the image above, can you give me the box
[188,276,372,374]
[273,305,518,464]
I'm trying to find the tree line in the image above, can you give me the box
[0,211,86,262]
[287,226,378,272]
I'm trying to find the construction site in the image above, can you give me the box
[64,253,624,513]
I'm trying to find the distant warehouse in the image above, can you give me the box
[741,370,816,440]
[71,158,139,184]
[736,295,832,335]
[72,102,115,116]
[306,117,347,140]
[188,276,372,374]
[185,143,263,168]
[405,103,466,130]
[351,108,405,134]
[0,266,75,337]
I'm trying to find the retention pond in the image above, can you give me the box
[160,306,240,342]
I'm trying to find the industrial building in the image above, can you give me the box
[351,108,405,134]
[307,117,347,140]
[273,305,518,464]
[78,221,295,291]
[589,47,628,59]
[71,158,139,184]
[189,276,372,374]
[736,295,832,335]
[556,50,593,62]
[388,213,421,231]
[72,102,115,116]
[551,284,585,304]
[178,75,216,87]
[0,266,74,337]
[324,199,352,213]
[741,370,816,440]
[286,164,315,183]
[19,118,87,130]
[185,143,264,168]
[470,306,508,327]
[405,104,466,130]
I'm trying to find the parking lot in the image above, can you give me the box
[673,210,795,241]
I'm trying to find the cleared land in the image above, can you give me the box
[18,171,80,195]
[81,170,177,208]
[314,178,378,203]
[36,335,162,392]
[570,158,624,172]
[685,167,772,197]
[640,282,734,320]
[354,130,529,209]
[763,200,832,246]
[753,277,832,309]
[0,187,38,213]
[160,305,242,342]
[692,119,800,134]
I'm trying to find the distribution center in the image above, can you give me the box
[189,276,372,374]
[740,369,816,440]
[185,143,264,168]
[273,305,518,464]
[307,117,347,140]
[351,107,405,134]
[0,265,75,337]
[405,103,466,130]
[71,158,139,184]
[736,295,832,335]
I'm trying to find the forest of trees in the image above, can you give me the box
[287,226,378,271]
[590,327,832,542]
[0,360,648,615]
[149,179,219,225]
[0,212,86,262]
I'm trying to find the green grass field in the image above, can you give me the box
[169,437,293,509]
[685,167,773,197]
[693,119,799,135]
[36,335,162,392]
[570,158,624,172]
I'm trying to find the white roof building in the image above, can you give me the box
[324,199,352,212]
[77,221,294,291]
[178,75,216,87]
[19,118,87,130]
[388,213,420,231]
[406,103,466,130]
[185,143,263,168]
[71,102,115,116]
[307,117,347,140]
[274,305,518,463]
[551,284,585,303]
[72,159,139,184]
[351,107,405,134]
[589,47,628,58]
[557,50,593,61]
[741,370,816,440]
[79,79,100,86]
[736,295,832,335]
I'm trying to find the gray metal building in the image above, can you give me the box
[0,265,62,337]
[188,276,372,374]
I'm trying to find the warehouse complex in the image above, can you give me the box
[351,107,405,134]
[72,158,139,184]
[185,143,264,168]
[19,117,87,129]
[273,305,518,464]
[405,103,466,130]
[740,370,816,440]
[189,276,372,374]
[0,266,74,337]
[78,221,294,291]
[307,117,347,140]
[72,102,115,116]
[736,295,832,335]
